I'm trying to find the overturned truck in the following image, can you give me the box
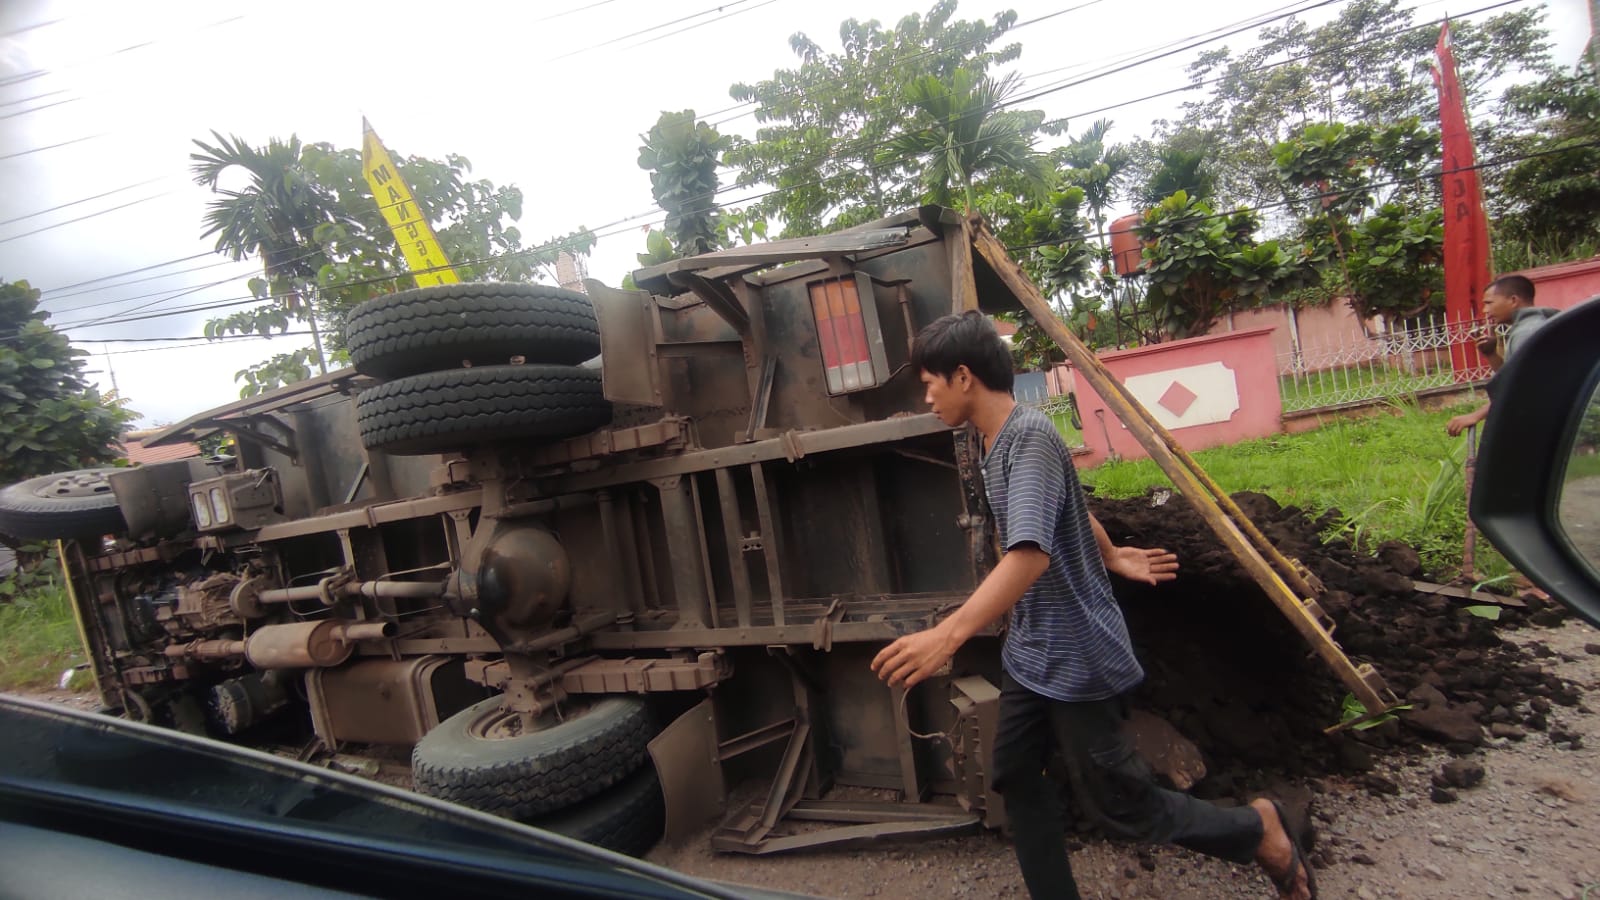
[0,208,1395,855]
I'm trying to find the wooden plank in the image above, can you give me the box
[1412,580,1527,607]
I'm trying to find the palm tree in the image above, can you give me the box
[877,69,1043,212]
[1059,118,1131,246]
[1136,144,1216,209]
[190,132,349,373]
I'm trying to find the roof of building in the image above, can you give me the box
[121,430,201,466]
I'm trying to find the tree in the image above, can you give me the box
[0,279,135,491]
[722,0,1023,235]
[876,69,1044,211]
[1056,119,1131,246]
[1128,135,1216,209]
[1135,192,1307,338]
[637,110,736,257]
[192,134,595,397]
[1271,119,1442,318]
[1162,0,1551,208]
[1487,60,1600,268]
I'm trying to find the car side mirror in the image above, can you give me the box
[1471,295,1600,627]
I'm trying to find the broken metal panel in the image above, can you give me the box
[585,278,663,406]
[651,699,726,845]
[714,799,980,855]
[948,675,1005,830]
[633,227,915,293]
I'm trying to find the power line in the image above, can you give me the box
[0,133,108,160]
[0,17,66,39]
[0,176,171,227]
[0,88,71,109]
[34,133,1594,342]
[10,0,1539,334]
[81,331,316,357]
[533,0,623,23]
[0,190,180,244]
[31,131,1597,355]
[42,256,255,304]
[38,251,215,295]
[622,0,783,52]
[550,0,777,62]
[0,95,80,120]
[0,15,246,89]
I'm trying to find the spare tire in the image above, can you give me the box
[355,365,611,455]
[412,695,653,820]
[525,763,665,857]
[345,283,600,379]
[0,468,127,540]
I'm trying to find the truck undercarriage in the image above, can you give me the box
[2,208,1394,855]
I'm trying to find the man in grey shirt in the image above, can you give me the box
[873,312,1315,899]
[1447,274,1558,437]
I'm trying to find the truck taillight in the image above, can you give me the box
[809,275,893,395]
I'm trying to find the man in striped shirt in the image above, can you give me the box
[872,312,1314,900]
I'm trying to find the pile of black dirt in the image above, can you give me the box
[1089,489,1581,794]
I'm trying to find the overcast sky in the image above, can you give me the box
[0,0,1588,427]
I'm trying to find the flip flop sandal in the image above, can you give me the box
[1269,799,1318,899]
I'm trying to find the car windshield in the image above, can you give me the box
[0,696,729,899]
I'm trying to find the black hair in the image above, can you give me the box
[1488,274,1536,304]
[911,310,1015,393]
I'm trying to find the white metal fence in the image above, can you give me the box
[1278,312,1497,412]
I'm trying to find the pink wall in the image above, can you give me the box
[1216,302,1371,361]
[1515,257,1600,312]
[1064,327,1281,468]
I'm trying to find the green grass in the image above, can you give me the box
[1080,398,1512,579]
[0,571,88,692]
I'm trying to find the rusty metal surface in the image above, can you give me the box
[650,699,726,845]
[634,227,914,293]
[144,367,373,447]
[524,418,692,468]
[714,799,980,855]
[307,656,481,746]
[948,675,1004,829]
[585,279,663,406]
[247,488,484,542]
[560,652,731,694]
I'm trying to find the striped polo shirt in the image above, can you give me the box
[982,404,1145,702]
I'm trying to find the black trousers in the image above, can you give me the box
[991,673,1264,900]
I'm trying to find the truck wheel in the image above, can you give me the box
[525,763,665,857]
[355,365,611,455]
[346,283,600,379]
[0,468,127,540]
[412,695,652,820]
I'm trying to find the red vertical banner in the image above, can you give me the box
[1433,20,1491,377]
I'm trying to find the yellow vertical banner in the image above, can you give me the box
[361,118,459,286]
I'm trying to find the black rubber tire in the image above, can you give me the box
[345,283,600,379]
[0,468,127,540]
[411,695,652,820]
[355,365,611,455]
[525,763,665,858]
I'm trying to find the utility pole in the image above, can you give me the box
[1590,0,1599,86]
[103,350,121,398]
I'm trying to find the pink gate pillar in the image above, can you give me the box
[1066,327,1281,468]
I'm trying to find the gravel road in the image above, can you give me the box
[648,618,1600,899]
